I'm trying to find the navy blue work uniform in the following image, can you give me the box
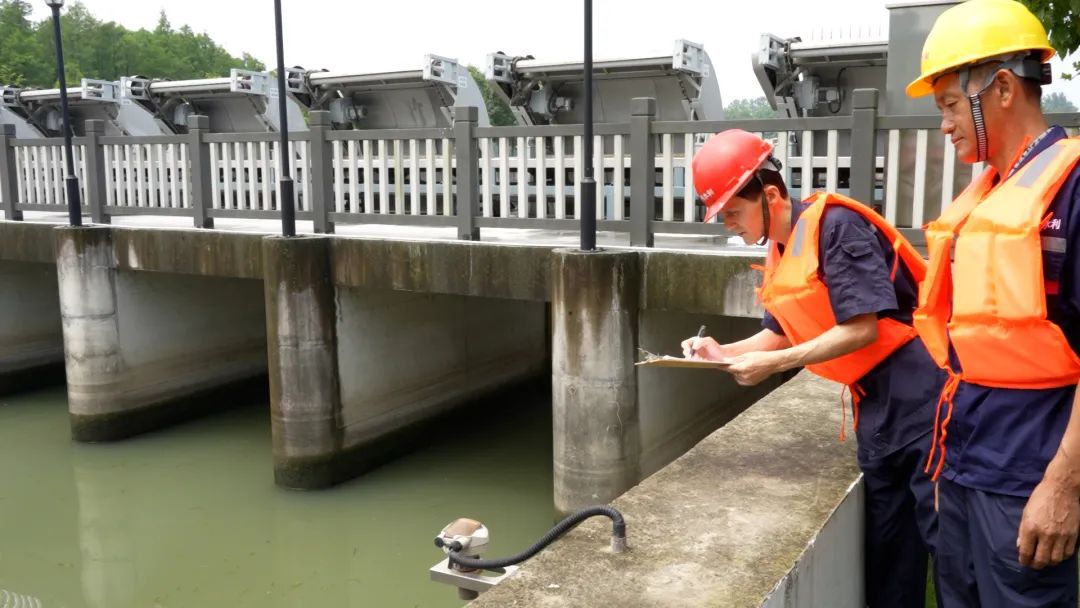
[763,199,946,608]
[935,126,1080,608]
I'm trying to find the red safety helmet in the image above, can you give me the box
[692,130,778,223]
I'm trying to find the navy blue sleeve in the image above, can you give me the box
[1058,171,1080,355]
[819,207,899,325]
[762,309,785,335]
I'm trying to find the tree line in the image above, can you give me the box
[0,0,262,88]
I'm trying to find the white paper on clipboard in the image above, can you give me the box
[635,349,734,370]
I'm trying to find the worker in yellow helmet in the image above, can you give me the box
[908,0,1080,605]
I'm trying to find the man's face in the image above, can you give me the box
[933,72,980,164]
[721,194,764,244]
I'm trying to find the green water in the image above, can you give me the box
[0,385,554,608]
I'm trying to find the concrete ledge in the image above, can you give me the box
[112,227,265,279]
[331,238,552,302]
[641,250,765,318]
[470,371,861,608]
[0,221,57,263]
[332,240,768,318]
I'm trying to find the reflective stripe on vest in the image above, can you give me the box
[759,192,927,386]
[916,138,1080,389]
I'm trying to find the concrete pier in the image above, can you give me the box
[55,226,268,441]
[552,249,783,516]
[266,236,547,489]
[552,250,643,516]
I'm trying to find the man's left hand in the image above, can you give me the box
[727,351,782,386]
[1018,477,1080,569]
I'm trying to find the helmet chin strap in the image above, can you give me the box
[757,189,771,246]
[956,53,1048,164]
[959,67,993,163]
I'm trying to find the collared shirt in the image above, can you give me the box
[943,126,1080,497]
[762,199,946,463]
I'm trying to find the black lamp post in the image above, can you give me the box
[45,0,81,227]
[273,0,296,237]
[580,0,596,251]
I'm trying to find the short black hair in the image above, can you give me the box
[735,168,788,201]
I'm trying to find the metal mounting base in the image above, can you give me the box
[429,558,519,595]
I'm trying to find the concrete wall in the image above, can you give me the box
[637,310,785,479]
[469,371,862,608]
[57,227,268,441]
[0,260,64,393]
[762,479,864,608]
[336,288,546,448]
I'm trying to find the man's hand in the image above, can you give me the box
[681,336,735,361]
[1017,476,1080,569]
[727,351,783,386]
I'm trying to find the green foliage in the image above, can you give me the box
[1018,0,1079,79]
[468,65,516,126]
[0,0,264,88]
[1043,91,1079,113]
[723,97,777,120]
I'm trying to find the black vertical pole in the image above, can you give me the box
[50,4,81,227]
[274,0,296,237]
[580,0,596,251]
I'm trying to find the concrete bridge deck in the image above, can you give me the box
[0,214,777,517]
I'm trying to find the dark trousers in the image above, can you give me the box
[936,478,1079,607]
[860,433,941,608]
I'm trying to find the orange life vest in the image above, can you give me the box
[916,138,1080,478]
[759,192,928,388]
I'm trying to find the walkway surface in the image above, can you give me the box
[6,210,760,256]
[469,371,861,608]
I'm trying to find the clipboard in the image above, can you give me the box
[635,349,734,370]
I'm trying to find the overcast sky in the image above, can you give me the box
[30,0,1080,103]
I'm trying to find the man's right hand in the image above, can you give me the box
[681,336,734,361]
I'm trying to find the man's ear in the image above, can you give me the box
[995,69,1018,109]
[763,184,783,204]
[763,184,787,214]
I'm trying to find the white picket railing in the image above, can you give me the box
[0,128,944,229]
[11,143,88,207]
[207,140,310,212]
[104,142,189,209]
[329,137,455,216]
[475,134,634,221]
[8,119,1078,237]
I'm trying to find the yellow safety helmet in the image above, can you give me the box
[906,0,1055,98]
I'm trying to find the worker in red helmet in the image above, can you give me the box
[682,129,945,608]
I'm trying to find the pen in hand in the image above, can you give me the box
[688,325,707,359]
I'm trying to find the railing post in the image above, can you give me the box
[308,110,334,234]
[453,106,479,241]
[629,97,656,247]
[0,124,21,221]
[83,119,109,224]
[849,89,879,208]
[186,115,214,229]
